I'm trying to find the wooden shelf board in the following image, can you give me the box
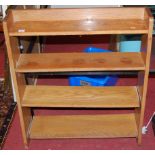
[22,86,140,108]
[30,114,138,139]
[9,19,148,36]
[16,52,145,73]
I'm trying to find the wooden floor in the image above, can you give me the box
[30,113,138,139]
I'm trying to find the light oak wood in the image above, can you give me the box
[30,114,138,139]
[3,22,31,147]
[136,8,154,144]
[16,52,145,72]
[12,8,145,21]
[3,7,153,147]
[22,86,140,108]
[8,19,148,36]
[4,8,150,36]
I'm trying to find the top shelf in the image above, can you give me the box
[8,19,148,36]
[4,7,153,36]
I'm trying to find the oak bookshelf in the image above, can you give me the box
[3,7,153,147]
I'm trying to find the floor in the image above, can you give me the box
[1,35,155,149]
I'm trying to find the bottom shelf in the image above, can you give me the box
[30,113,138,139]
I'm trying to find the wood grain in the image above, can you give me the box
[3,21,32,147]
[30,114,138,139]
[136,8,154,144]
[12,8,145,21]
[9,19,148,36]
[7,8,149,36]
[16,52,145,72]
[22,86,140,108]
[3,7,153,146]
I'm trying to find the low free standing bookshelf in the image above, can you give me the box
[3,7,153,147]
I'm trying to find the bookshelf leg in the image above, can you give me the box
[17,107,32,147]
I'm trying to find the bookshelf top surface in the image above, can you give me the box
[4,7,153,36]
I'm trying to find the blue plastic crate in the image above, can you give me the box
[68,46,118,86]
[69,75,118,86]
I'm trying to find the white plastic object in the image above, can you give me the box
[142,112,155,134]
[19,45,24,50]
[142,126,148,134]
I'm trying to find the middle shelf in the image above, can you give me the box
[16,52,145,73]
[22,86,140,108]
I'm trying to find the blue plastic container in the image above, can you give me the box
[119,35,141,52]
[68,46,118,86]
[84,46,112,53]
[69,75,118,86]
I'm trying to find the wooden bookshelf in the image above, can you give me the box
[3,7,153,148]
